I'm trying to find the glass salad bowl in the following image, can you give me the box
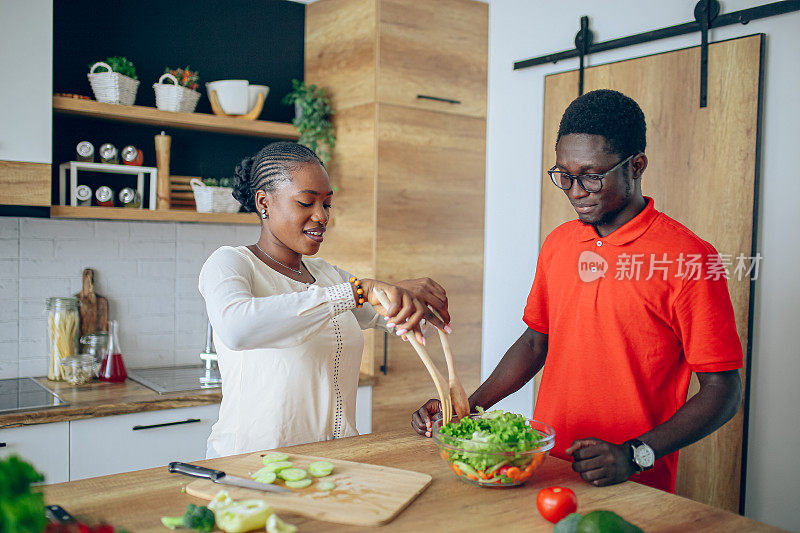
[432,411,555,488]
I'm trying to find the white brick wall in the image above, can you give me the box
[0,216,246,378]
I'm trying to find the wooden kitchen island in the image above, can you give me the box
[41,428,779,532]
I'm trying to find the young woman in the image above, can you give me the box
[200,142,450,458]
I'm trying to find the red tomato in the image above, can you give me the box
[536,486,578,523]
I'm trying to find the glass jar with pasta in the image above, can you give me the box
[45,297,80,381]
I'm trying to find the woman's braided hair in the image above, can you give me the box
[232,142,323,212]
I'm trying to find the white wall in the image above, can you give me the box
[483,1,799,530]
[0,217,258,378]
[0,0,52,163]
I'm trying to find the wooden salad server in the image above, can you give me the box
[373,289,451,428]
[430,308,470,422]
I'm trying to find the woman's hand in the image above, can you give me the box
[361,279,428,344]
[395,278,451,332]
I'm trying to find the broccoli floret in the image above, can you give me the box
[184,504,215,532]
[161,504,215,532]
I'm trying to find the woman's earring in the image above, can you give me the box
[261,210,268,219]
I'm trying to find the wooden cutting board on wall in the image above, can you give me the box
[185,452,431,526]
[537,35,762,512]
[75,268,108,336]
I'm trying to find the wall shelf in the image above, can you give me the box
[50,205,259,225]
[52,97,299,139]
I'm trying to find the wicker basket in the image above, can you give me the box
[190,178,240,213]
[87,62,140,105]
[153,73,201,113]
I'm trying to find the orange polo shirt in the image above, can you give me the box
[524,198,743,492]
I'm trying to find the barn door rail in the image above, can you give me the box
[513,0,798,106]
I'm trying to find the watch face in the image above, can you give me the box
[633,444,655,468]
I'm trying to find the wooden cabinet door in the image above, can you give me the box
[538,35,762,512]
[0,0,52,207]
[69,404,219,480]
[0,422,70,484]
[0,161,51,206]
[378,0,487,118]
[375,103,485,390]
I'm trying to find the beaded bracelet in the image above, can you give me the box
[349,276,365,308]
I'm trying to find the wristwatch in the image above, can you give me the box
[628,439,655,472]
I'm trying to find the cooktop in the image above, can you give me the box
[127,365,220,395]
[0,377,68,414]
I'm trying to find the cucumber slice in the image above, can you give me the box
[486,461,509,477]
[452,460,479,479]
[262,461,293,473]
[262,452,289,464]
[278,468,308,482]
[285,478,312,489]
[317,481,336,491]
[308,461,335,477]
[250,468,277,484]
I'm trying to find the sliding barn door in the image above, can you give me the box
[538,34,762,512]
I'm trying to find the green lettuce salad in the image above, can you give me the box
[438,408,544,474]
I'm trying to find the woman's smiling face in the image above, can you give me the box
[258,162,333,256]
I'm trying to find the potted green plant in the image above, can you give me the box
[282,79,336,165]
[87,56,140,105]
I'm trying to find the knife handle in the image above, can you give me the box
[168,461,225,481]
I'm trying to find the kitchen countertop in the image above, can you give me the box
[0,372,374,429]
[41,428,780,532]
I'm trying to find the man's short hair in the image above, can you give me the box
[556,89,646,157]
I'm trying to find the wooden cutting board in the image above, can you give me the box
[185,452,431,527]
[75,268,108,336]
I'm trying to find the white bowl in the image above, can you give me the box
[247,85,270,114]
[206,79,249,115]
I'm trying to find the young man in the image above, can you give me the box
[412,89,743,492]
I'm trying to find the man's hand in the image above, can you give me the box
[565,438,635,487]
[395,278,450,331]
[411,399,442,437]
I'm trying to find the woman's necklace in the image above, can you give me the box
[254,243,303,275]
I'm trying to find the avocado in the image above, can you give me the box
[553,513,583,533]
[576,510,644,533]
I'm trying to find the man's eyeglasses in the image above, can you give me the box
[548,154,635,194]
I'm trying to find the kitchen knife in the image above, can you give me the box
[168,462,293,495]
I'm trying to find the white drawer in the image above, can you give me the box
[69,404,219,480]
[0,422,69,484]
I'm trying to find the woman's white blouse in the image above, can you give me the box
[199,245,384,458]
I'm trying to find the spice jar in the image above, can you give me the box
[79,331,109,363]
[60,355,100,385]
[45,297,80,381]
[96,186,115,207]
[118,187,142,208]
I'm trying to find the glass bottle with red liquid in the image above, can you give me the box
[99,320,127,383]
